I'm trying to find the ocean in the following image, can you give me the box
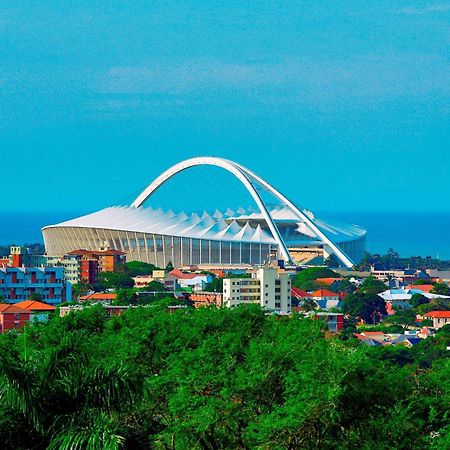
[0,211,449,260]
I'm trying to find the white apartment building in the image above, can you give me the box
[223,267,291,312]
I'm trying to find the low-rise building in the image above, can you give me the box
[169,269,212,292]
[79,293,117,303]
[0,304,30,333]
[190,292,223,308]
[310,289,343,310]
[15,300,56,322]
[423,311,450,329]
[0,266,71,305]
[223,267,291,312]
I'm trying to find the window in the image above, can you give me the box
[275,302,281,308]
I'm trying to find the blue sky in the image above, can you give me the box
[1,1,449,213]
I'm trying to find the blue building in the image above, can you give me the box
[0,266,71,306]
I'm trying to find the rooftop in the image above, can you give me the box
[15,300,56,311]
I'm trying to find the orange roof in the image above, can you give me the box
[311,289,340,298]
[360,331,385,336]
[0,303,29,314]
[79,293,117,301]
[315,277,342,285]
[169,269,199,280]
[15,300,56,311]
[406,284,435,293]
[424,311,450,318]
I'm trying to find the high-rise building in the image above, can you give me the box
[223,267,291,312]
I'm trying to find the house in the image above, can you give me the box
[423,311,450,329]
[0,304,30,333]
[311,289,342,310]
[14,300,56,322]
[405,284,436,293]
[79,293,117,303]
[169,269,212,292]
[379,288,450,309]
[315,312,344,332]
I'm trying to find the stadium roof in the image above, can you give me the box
[44,205,365,246]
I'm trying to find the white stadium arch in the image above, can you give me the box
[131,157,355,268]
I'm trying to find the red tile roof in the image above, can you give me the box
[311,289,340,298]
[424,311,450,318]
[79,293,117,301]
[291,288,311,298]
[169,269,200,280]
[406,284,435,293]
[15,300,56,311]
[0,303,29,314]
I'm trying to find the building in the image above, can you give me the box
[189,292,223,308]
[223,267,291,312]
[423,311,450,329]
[310,289,343,310]
[169,269,212,292]
[313,312,344,332]
[79,293,117,303]
[42,157,366,269]
[45,249,126,285]
[0,266,71,305]
[370,267,423,284]
[378,288,450,305]
[0,304,30,333]
[14,300,56,322]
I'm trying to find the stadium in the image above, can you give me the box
[42,157,366,268]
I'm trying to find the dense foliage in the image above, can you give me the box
[292,267,340,291]
[125,261,160,277]
[342,277,387,324]
[0,304,449,449]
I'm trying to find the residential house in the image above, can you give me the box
[0,304,30,333]
[14,300,56,322]
[423,311,450,329]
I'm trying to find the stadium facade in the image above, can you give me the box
[42,157,366,268]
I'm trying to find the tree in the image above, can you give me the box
[125,261,159,277]
[72,281,91,299]
[410,293,429,308]
[143,280,165,292]
[292,267,340,290]
[204,276,223,292]
[431,282,450,296]
[357,276,387,295]
[384,308,417,330]
[96,272,134,290]
[165,261,174,272]
[113,288,137,306]
[28,292,43,301]
[342,293,387,324]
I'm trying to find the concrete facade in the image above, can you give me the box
[223,267,291,312]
